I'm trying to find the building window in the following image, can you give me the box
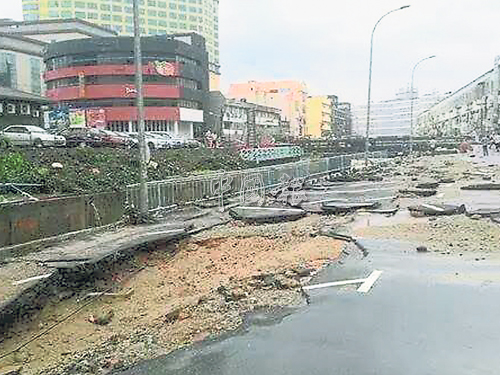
[100,3,110,10]
[20,103,31,115]
[0,52,17,89]
[101,13,111,20]
[113,5,122,11]
[169,12,177,18]
[113,25,123,32]
[30,58,41,95]
[22,4,39,10]
[61,0,72,7]
[125,16,133,23]
[148,28,158,34]
[169,3,176,9]
[189,15,197,21]
[113,15,122,21]
[49,10,59,17]
[61,10,72,17]
[75,1,85,8]
[148,19,157,25]
[125,26,134,33]
[148,9,157,16]
[158,19,167,26]
[179,5,187,11]
[87,2,97,9]
[7,103,16,114]
[148,0,156,5]
[158,1,166,7]
[24,14,40,21]
[179,14,186,20]
[75,11,86,18]
[158,11,166,17]
[87,12,98,19]
[48,0,59,6]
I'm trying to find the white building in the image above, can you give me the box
[417,57,500,138]
[352,88,442,138]
[223,99,282,144]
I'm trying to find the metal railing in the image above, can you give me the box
[126,152,384,212]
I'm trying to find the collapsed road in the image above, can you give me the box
[0,154,500,375]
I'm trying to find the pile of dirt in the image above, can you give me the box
[0,147,254,195]
[0,215,343,375]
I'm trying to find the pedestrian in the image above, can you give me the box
[482,136,489,157]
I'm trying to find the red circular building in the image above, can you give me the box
[43,33,208,138]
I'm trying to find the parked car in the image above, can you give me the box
[129,132,166,150]
[59,127,106,148]
[0,125,66,147]
[148,131,185,148]
[115,132,139,148]
[99,129,135,148]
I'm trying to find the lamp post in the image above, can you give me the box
[409,55,436,154]
[365,5,410,165]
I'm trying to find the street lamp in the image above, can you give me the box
[365,5,410,165]
[409,55,436,154]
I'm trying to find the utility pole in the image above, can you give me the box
[133,0,149,221]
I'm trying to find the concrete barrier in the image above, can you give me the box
[0,191,125,248]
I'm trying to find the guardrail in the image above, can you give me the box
[126,152,385,212]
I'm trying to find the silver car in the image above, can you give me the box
[0,125,66,147]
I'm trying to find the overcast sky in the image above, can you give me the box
[4,0,500,105]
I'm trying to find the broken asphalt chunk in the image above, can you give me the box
[415,182,439,190]
[229,206,306,224]
[408,203,466,217]
[321,201,379,213]
[461,183,500,190]
[399,188,437,197]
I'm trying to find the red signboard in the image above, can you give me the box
[149,61,176,76]
[86,108,106,129]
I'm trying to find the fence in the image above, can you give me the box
[127,152,383,212]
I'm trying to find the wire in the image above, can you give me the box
[0,265,147,361]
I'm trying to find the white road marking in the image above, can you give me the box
[303,278,367,291]
[357,270,383,293]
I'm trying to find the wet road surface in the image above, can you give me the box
[119,238,500,375]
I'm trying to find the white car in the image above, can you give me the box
[149,131,185,148]
[0,125,66,147]
[129,132,166,150]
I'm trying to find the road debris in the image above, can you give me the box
[461,183,500,190]
[416,246,429,253]
[229,206,307,223]
[88,310,114,325]
[399,188,437,197]
[408,203,466,217]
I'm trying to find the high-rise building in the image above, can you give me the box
[21,0,220,88]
